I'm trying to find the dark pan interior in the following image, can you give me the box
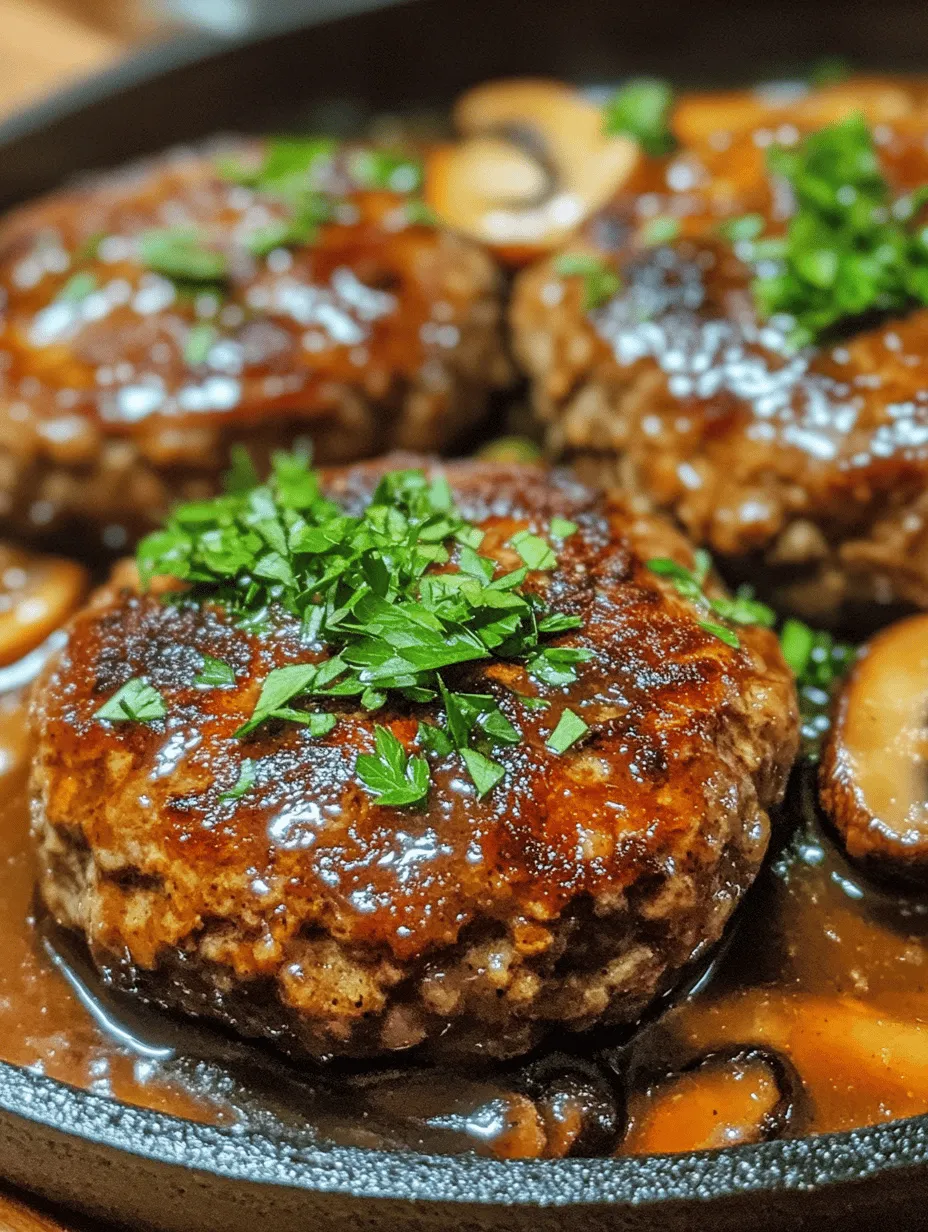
[2,0,928,1228]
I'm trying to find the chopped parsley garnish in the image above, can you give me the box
[550,517,578,541]
[95,679,166,724]
[194,654,235,687]
[56,271,97,304]
[553,253,622,311]
[647,551,775,648]
[139,228,227,284]
[244,192,332,257]
[220,137,338,196]
[348,148,423,194]
[509,530,557,571]
[183,323,217,367]
[780,617,855,757]
[735,115,928,346]
[603,78,676,156]
[356,725,430,807]
[546,708,589,754]
[136,452,592,804]
[219,758,257,802]
[717,213,765,244]
[460,747,506,798]
[640,216,680,246]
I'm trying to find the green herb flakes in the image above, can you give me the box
[647,551,773,648]
[780,617,855,757]
[546,708,589,754]
[219,759,258,802]
[640,216,680,246]
[736,115,928,345]
[550,516,578,541]
[603,78,676,156]
[349,149,423,194]
[139,228,227,284]
[194,654,235,688]
[184,323,217,367]
[138,453,592,805]
[509,530,557,571]
[553,253,622,311]
[356,725,430,807]
[56,271,97,304]
[460,748,506,798]
[95,679,166,724]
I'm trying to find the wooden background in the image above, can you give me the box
[0,4,151,1224]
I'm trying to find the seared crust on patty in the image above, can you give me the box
[0,142,511,549]
[30,458,798,1061]
[512,79,928,626]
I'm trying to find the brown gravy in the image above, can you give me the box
[4,666,928,1157]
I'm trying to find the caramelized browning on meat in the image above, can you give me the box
[0,143,511,548]
[30,459,797,1061]
[511,78,928,626]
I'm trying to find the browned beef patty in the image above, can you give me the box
[511,79,928,626]
[0,142,511,550]
[29,459,798,1062]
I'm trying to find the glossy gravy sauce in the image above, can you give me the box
[3,666,928,1158]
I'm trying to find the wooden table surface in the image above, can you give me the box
[0,7,147,1225]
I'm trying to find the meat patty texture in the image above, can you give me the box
[512,78,928,626]
[30,459,798,1062]
[0,141,511,549]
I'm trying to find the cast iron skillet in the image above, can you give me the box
[3,1,928,1227]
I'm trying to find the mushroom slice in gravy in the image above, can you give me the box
[821,614,928,877]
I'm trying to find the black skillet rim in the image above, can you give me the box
[0,0,927,1214]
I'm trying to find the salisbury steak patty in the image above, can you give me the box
[512,78,928,625]
[0,141,510,549]
[30,459,798,1061]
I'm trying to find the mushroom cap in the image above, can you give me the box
[821,613,928,876]
[425,79,638,263]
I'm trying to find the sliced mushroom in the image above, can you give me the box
[0,543,87,668]
[425,79,639,263]
[620,1048,803,1155]
[820,613,928,877]
[674,77,919,147]
[516,1053,624,1157]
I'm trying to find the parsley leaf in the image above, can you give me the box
[235,663,322,736]
[356,726,429,807]
[56,271,97,304]
[219,758,258,801]
[546,708,589,754]
[550,516,578,540]
[460,748,506,798]
[349,148,422,193]
[194,654,236,688]
[780,618,855,758]
[647,552,773,649]
[418,721,454,756]
[95,679,166,724]
[640,216,680,246]
[509,530,557,571]
[553,252,622,311]
[139,228,227,284]
[603,78,676,156]
[184,323,217,367]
